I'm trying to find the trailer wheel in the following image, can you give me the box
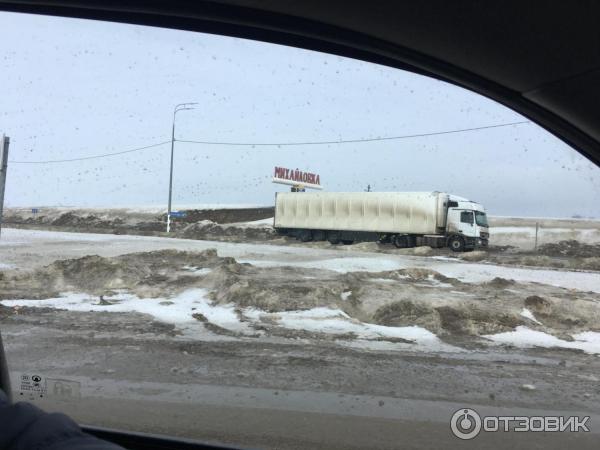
[327,232,341,245]
[393,235,409,248]
[448,236,465,252]
[342,240,354,245]
[298,229,313,242]
[313,230,326,241]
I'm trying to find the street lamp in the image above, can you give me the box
[166,102,198,233]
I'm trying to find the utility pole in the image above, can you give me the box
[0,135,9,239]
[166,119,176,233]
[166,103,197,233]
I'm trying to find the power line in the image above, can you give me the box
[9,140,171,164]
[8,120,529,164]
[177,121,530,146]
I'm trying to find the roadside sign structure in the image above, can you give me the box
[272,166,323,191]
[170,211,187,219]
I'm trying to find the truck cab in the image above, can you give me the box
[446,197,489,251]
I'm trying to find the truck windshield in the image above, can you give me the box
[475,211,489,227]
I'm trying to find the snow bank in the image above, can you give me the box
[484,326,600,354]
[519,308,542,325]
[245,307,442,344]
[340,291,352,301]
[2,290,455,352]
[0,289,247,333]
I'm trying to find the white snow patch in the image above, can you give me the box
[248,307,443,346]
[484,326,600,354]
[182,266,212,276]
[430,256,462,262]
[0,228,121,244]
[340,291,352,301]
[372,278,396,283]
[449,290,475,297]
[0,289,248,333]
[228,217,274,228]
[520,308,542,325]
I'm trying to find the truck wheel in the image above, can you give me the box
[393,235,409,248]
[298,229,313,242]
[448,236,465,252]
[327,232,341,245]
[342,240,354,245]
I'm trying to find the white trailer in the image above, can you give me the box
[274,191,489,251]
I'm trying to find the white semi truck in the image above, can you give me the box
[274,191,489,251]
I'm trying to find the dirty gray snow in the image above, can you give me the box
[2,244,600,353]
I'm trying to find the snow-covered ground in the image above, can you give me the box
[484,326,600,354]
[4,286,600,354]
[2,228,599,293]
[1,289,252,337]
[0,289,458,352]
[2,227,600,355]
[227,217,274,228]
[240,256,600,293]
[490,226,600,249]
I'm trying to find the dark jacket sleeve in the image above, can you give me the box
[0,389,124,450]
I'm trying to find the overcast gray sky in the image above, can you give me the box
[1,11,599,217]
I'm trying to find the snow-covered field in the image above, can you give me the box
[239,256,600,293]
[491,226,600,249]
[2,227,600,355]
[2,228,598,292]
[4,285,600,354]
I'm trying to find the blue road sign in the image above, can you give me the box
[31,208,39,214]
[170,211,186,218]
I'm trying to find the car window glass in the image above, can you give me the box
[1,11,599,450]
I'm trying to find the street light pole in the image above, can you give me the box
[0,135,9,240]
[166,102,197,233]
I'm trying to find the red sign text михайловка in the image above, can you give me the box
[273,167,320,186]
